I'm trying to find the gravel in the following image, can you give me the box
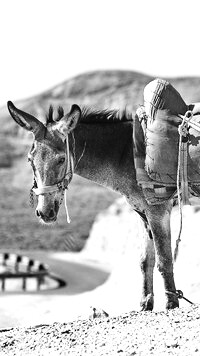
[0,305,200,355]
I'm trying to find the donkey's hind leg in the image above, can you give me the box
[146,202,179,310]
[136,211,155,311]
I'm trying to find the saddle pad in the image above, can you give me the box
[133,113,177,204]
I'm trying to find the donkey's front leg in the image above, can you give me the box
[140,233,155,311]
[146,202,179,309]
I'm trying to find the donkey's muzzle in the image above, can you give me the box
[36,201,59,224]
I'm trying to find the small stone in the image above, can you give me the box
[61,329,71,334]
[89,307,109,319]
[165,339,179,348]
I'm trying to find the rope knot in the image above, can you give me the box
[136,105,148,123]
[166,289,194,305]
[178,123,189,138]
[175,289,184,299]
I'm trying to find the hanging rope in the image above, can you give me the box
[64,190,71,223]
[174,111,192,261]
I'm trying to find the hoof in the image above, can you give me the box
[166,291,179,309]
[140,294,154,311]
[166,300,179,310]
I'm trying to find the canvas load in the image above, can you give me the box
[139,79,200,186]
[143,79,187,185]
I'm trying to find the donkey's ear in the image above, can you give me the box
[7,101,45,137]
[56,104,81,136]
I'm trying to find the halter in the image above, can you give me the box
[30,134,74,223]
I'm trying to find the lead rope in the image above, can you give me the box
[64,190,71,223]
[174,111,192,261]
[63,134,73,223]
[64,139,86,223]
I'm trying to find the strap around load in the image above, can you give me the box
[144,78,188,120]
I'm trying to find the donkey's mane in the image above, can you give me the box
[80,107,133,123]
[45,105,133,126]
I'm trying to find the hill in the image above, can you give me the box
[0,70,200,250]
[2,70,200,136]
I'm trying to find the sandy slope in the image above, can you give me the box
[0,305,200,355]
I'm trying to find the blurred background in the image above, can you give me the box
[0,0,200,326]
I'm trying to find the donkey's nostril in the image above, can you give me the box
[36,209,41,218]
[49,209,55,219]
[36,209,45,219]
[54,201,59,214]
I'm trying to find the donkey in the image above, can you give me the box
[7,100,179,311]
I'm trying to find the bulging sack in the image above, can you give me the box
[144,79,188,185]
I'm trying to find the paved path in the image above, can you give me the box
[0,251,110,328]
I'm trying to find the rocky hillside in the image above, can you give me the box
[1,70,200,138]
[1,70,151,139]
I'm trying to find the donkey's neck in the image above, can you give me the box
[72,121,135,193]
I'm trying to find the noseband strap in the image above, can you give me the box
[32,155,74,196]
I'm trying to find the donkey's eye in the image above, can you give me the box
[58,157,65,165]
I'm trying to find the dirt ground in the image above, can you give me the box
[0,304,200,355]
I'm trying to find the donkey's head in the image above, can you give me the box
[7,101,81,224]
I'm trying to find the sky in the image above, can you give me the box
[1,0,200,106]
